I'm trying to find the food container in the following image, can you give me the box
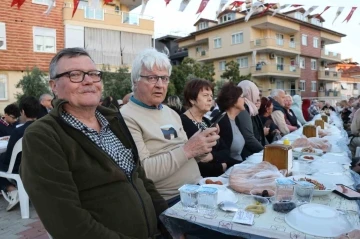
[294,181,315,205]
[178,184,200,212]
[275,178,295,202]
[197,186,218,218]
[250,188,275,202]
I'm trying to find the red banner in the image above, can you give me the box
[260,3,275,16]
[196,0,210,14]
[316,6,330,18]
[165,0,170,6]
[11,0,18,7]
[103,0,112,4]
[229,1,244,10]
[291,4,303,7]
[343,7,357,23]
[72,0,80,18]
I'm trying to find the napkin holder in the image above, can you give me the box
[303,125,318,138]
[321,115,328,123]
[315,119,325,129]
[263,144,293,175]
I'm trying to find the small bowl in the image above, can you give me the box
[250,188,275,201]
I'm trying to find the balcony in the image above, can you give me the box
[318,70,341,81]
[320,49,341,62]
[250,38,300,55]
[251,64,300,78]
[195,49,209,59]
[63,3,154,33]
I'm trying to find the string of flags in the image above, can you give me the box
[8,0,360,24]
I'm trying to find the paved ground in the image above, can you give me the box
[0,196,49,239]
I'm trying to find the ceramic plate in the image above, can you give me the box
[293,147,323,156]
[299,155,320,162]
[287,175,336,196]
[203,185,238,204]
[199,177,229,186]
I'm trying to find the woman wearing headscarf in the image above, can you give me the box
[291,95,307,125]
[236,80,267,159]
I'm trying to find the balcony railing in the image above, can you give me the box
[321,49,341,61]
[251,64,300,76]
[318,70,341,81]
[250,38,300,52]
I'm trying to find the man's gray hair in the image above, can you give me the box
[131,48,172,91]
[270,89,284,98]
[49,48,93,80]
[39,93,53,102]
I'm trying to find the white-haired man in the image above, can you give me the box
[120,48,219,206]
[270,89,290,135]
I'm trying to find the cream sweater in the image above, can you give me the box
[120,100,201,200]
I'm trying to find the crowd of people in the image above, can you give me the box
[0,47,359,238]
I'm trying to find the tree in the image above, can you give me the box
[170,57,215,97]
[15,67,51,102]
[220,60,252,85]
[101,65,132,100]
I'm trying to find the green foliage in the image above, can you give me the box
[15,67,51,102]
[220,60,252,85]
[101,65,132,100]
[214,78,226,97]
[169,57,215,97]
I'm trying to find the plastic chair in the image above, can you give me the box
[0,137,29,219]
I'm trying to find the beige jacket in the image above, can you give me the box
[120,100,201,200]
[271,111,290,135]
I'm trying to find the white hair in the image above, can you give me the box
[131,48,172,91]
[270,89,284,98]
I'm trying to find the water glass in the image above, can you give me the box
[197,186,218,218]
[178,184,199,212]
[294,181,315,205]
[298,160,311,175]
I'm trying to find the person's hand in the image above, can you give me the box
[215,124,220,135]
[184,128,219,159]
[335,229,360,239]
[196,153,213,163]
[263,127,270,136]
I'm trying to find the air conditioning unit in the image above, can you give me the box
[269,53,275,59]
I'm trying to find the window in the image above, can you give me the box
[198,22,209,30]
[311,17,322,26]
[32,0,55,5]
[289,35,295,48]
[214,38,222,48]
[85,7,104,20]
[0,74,8,100]
[237,57,248,68]
[295,12,307,21]
[311,59,317,70]
[33,27,56,53]
[0,22,6,50]
[302,34,307,46]
[313,37,319,48]
[299,80,305,91]
[276,33,284,46]
[276,80,284,90]
[311,81,317,92]
[122,12,139,25]
[276,56,284,71]
[220,13,235,23]
[299,57,305,69]
[232,32,243,44]
[219,61,226,71]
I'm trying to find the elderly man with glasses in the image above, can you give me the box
[120,48,219,207]
[20,48,169,239]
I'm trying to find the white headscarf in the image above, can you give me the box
[237,80,260,116]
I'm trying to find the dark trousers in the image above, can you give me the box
[0,162,17,192]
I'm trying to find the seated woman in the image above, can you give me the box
[259,97,282,143]
[302,99,311,121]
[284,95,300,131]
[216,82,246,162]
[291,95,307,125]
[181,78,239,177]
[236,80,266,159]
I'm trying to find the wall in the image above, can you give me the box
[300,56,318,97]
[0,71,29,112]
[300,25,321,58]
[0,0,65,72]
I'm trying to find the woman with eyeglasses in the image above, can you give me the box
[259,97,282,143]
[181,79,239,176]
[236,80,267,159]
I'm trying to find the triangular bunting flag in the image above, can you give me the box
[272,4,290,16]
[228,1,244,10]
[343,7,357,23]
[260,3,275,16]
[291,4,303,8]
[44,0,56,15]
[10,0,18,7]
[332,7,344,24]
[315,6,330,18]
[217,0,228,15]
[103,0,112,4]
[196,0,210,14]
[165,0,170,6]
[179,0,190,12]
[303,6,318,18]
[72,0,80,18]
[245,1,264,22]
[140,0,149,15]
[17,0,26,8]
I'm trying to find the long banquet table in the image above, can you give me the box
[161,112,360,239]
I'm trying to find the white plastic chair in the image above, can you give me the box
[0,137,29,219]
[356,147,360,157]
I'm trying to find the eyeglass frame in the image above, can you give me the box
[53,70,103,83]
[140,75,170,84]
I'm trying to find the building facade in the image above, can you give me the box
[0,0,65,110]
[155,35,188,65]
[177,7,345,98]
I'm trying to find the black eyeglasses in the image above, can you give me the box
[54,70,102,83]
[140,75,170,84]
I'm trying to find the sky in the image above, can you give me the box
[132,0,360,62]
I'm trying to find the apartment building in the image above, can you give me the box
[0,0,65,109]
[63,0,154,68]
[177,7,345,98]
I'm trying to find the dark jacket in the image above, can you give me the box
[0,121,34,173]
[180,114,239,177]
[37,105,49,119]
[285,109,300,128]
[236,104,265,159]
[20,99,168,239]
[272,98,286,114]
[260,115,281,143]
[0,121,18,137]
